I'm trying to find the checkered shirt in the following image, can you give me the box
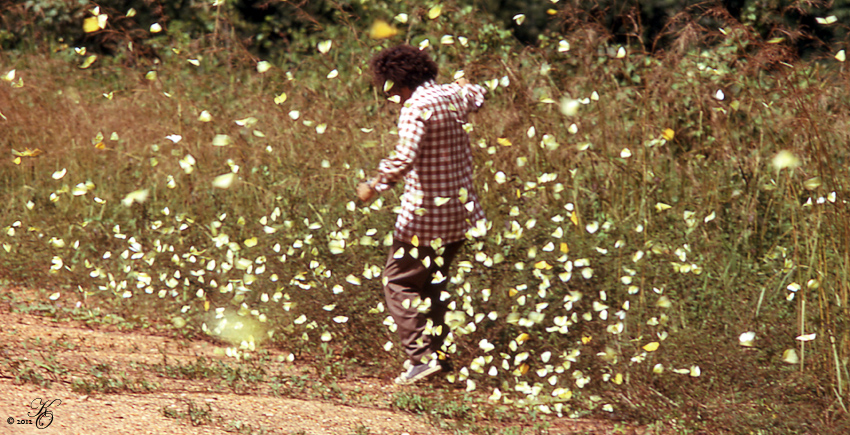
[373,80,487,246]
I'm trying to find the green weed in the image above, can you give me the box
[3,357,53,388]
[146,356,265,394]
[392,390,474,431]
[71,363,159,394]
[225,419,269,435]
[161,400,215,427]
[0,343,69,388]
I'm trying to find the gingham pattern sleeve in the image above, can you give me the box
[374,104,425,190]
[373,80,487,246]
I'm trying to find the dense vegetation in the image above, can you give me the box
[2,0,850,433]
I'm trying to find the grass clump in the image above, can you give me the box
[70,362,159,395]
[161,399,215,427]
[149,356,266,394]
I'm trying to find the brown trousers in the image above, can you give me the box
[382,239,464,365]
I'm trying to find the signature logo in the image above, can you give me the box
[27,398,61,429]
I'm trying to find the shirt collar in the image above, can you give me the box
[415,80,437,93]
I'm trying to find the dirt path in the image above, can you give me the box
[0,293,633,435]
[0,309,458,435]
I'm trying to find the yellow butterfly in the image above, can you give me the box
[12,148,43,157]
[643,341,660,352]
[369,20,398,39]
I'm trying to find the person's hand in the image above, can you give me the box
[455,78,470,87]
[357,180,377,202]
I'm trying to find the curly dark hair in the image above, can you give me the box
[369,45,438,92]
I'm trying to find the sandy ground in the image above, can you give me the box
[0,308,457,435]
[0,293,637,435]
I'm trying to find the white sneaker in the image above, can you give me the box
[393,362,441,385]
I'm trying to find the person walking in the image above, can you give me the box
[356,45,487,385]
